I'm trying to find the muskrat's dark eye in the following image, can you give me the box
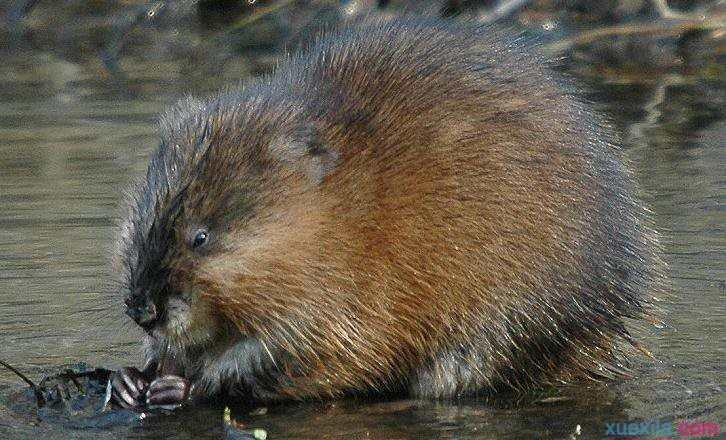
[192,229,208,249]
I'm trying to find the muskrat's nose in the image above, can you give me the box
[125,300,158,331]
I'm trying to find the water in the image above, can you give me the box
[0,46,723,440]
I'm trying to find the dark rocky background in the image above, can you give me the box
[1,0,723,85]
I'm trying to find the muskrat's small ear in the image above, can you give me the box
[268,125,339,185]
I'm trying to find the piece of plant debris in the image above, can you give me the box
[2,361,142,428]
[224,406,268,440]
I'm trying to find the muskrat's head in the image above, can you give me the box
[116,93,339,354]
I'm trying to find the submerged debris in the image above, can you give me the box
[2,361,143,428]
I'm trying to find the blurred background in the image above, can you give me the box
[0,1,724,439]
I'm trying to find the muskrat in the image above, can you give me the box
[110,17,660,408]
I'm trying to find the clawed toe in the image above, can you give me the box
[145,375,190,409]
[109,368,189,411]
[110,367,149,409]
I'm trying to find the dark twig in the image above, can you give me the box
[0,360,37,390]
[0,360,45,408]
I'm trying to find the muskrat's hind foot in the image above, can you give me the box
[145,375,190,410]
[110,367,149,409]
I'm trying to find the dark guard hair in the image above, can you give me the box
[116,16,662,401]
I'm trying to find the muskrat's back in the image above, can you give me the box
[118,18,660,402]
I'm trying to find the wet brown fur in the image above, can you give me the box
[117,17,661,401]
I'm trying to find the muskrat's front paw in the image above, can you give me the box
[110,367,149,409]
[145,375,190,409]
